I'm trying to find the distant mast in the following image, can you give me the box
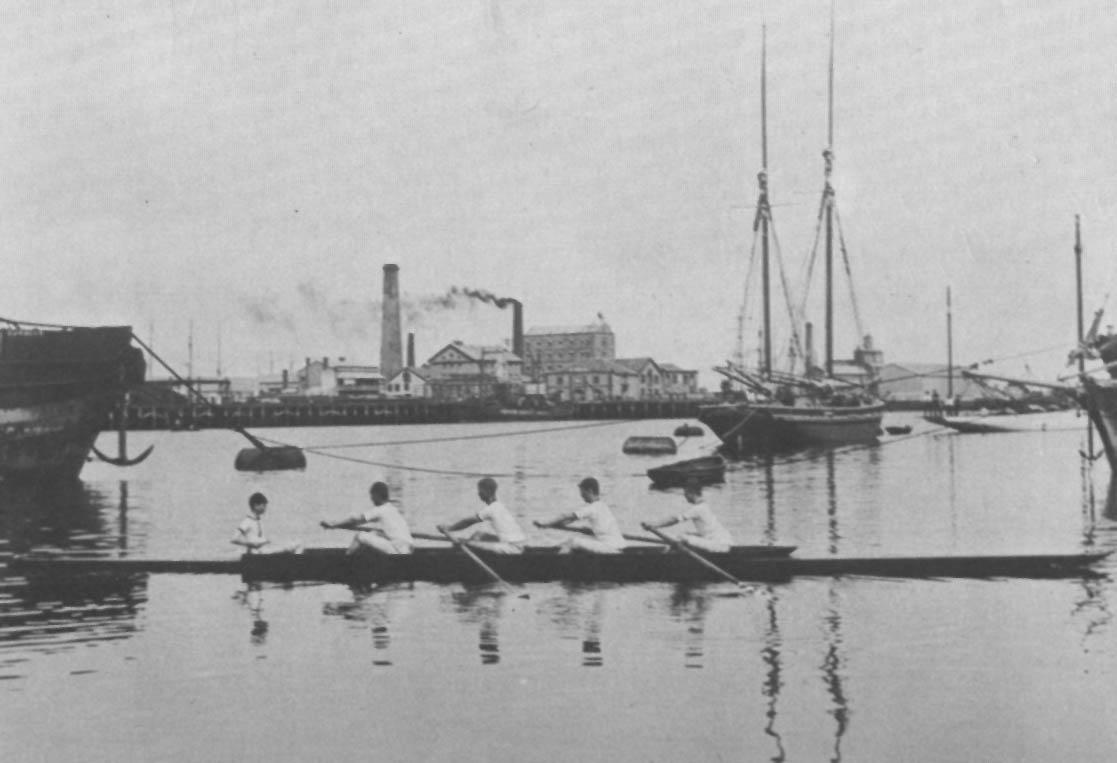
[946,287,954,398]
[823,5,836,377]
[758,25,772,378]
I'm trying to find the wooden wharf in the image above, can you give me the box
[113,398,707,431]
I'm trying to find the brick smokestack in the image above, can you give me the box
[512,300,524,358]
[380,264,403,379]
[406,331,415,368]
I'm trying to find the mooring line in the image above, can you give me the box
[254,418,632,451]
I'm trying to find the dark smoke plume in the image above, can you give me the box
[452,286,520,309]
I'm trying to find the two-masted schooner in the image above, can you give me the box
[699,22,885,455]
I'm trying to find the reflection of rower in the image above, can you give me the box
[449,587,507,666]
[231,581,268,645]
[667,586,713,669]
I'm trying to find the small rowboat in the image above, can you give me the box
[646,455,727,487]
[9,547,1108,585]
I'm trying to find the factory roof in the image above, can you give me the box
[525,322,612,336]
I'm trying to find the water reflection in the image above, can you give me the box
[321,584,414,666]
[538,583,608,667]
[0,481,148,678]
[821,583,850,762]
[762,458,777,545]
[761,590,786,762]
[825,451,840,554]
[233,583,268,645]
[0,480,119,553]
[665,586,713,669]
[449,587,508,666]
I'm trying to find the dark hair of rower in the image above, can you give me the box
[369,482,390,502]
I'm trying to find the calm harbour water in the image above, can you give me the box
[1,413,1115,762]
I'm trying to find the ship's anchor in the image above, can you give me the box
[93,392,154,467]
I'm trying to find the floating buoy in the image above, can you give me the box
[234,446,307,472]
[622,436,678,455]
[673,423,704,438]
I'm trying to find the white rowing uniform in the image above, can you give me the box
[569,501,625,553]
[678,499,732,554]
[469,500,527,554]
[354,502,413,554]
[233,515,266,554]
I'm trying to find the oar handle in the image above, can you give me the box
[641,524,746,588]
[437,527,512,588]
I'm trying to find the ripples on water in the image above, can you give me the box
[0,416,1115,762]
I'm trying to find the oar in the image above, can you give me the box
[641,524,752,591]
[548,525,668,546]
[437,527,527,598]
[411,531,453,543]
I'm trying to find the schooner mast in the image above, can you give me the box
[823,7,836,377]
[806,3,865,380]
[757,25,772,378]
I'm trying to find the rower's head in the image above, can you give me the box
[248,492,268,516]
[578,477,600,503]
[369,481,390,506]
[684,479,703,504]
[477,477,498,504]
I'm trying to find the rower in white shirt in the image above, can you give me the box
[535,477,626,554]
[231,492,302,554]
[320,481,414,555]
[643,479,733,553]
[438,477,527,555]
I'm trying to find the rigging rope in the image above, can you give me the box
[796,190,827,329]
[833,205,866,340]
[769,219,806,370]
[738,219,762,367]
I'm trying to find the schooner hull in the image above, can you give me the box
[697,402,885,455]
[1079,376,1117,469]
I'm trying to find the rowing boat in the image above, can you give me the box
[646,455,726,488]
[9,546,1108,584]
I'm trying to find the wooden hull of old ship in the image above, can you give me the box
[0,325,143,481]
[927,408,1085,434]
[1079,376,1117,469]
[697,401,885,454]
[11,546,1108,583]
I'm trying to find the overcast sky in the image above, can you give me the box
[2,1,1115,385]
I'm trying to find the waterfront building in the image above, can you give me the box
[297,358,384,398]
[422,341,523,401]
[658,363,700,399]
[383,368,431,398]
[523,319,615,378]
[257,370,296,399]
[542,359,638,402]
[615,357,666,399]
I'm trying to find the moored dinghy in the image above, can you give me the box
[647,455,727,488]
